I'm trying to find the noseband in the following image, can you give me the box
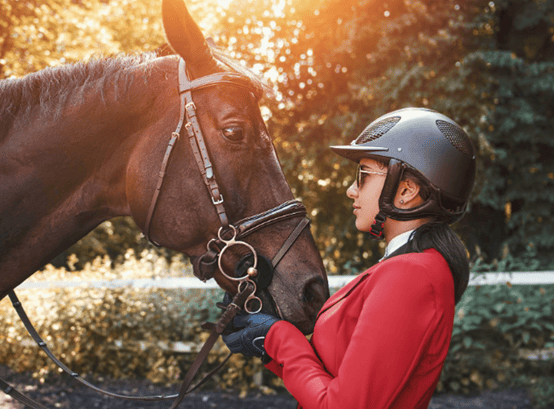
[144,58,311,313]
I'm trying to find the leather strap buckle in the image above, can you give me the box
[212,195,224,205]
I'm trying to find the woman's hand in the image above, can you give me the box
[222,313,280,362]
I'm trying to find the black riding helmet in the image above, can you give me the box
[331,108,476,237]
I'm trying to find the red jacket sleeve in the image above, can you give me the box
[264,257,453,409]
[264,356,284,378]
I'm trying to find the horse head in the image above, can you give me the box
[125,0,328,333]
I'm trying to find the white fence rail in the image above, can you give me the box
[16,271,554,290]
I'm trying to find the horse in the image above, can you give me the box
[0,0,329,338]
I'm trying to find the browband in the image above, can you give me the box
[179,71,263,99]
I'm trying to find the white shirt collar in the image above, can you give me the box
[380,229,416,261]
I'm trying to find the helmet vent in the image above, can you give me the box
[355,116,401,144]
[436,120,474,157]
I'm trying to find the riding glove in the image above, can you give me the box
[222,313,280,362]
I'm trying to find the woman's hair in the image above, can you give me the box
[410,222,469,305]
[403,167,470,304]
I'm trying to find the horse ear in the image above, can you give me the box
[162,0,217,74]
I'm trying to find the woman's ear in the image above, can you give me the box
[394,178,422,208]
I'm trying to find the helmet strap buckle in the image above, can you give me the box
[369,212,387,239]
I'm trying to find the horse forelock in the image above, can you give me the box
[211,47,274,98]
[0,53,159,139]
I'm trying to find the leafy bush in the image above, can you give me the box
[528,376,554,409]
[437,283,554,396]
[2,256,553,400]
[0,254,275,394]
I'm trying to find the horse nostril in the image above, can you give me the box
[302,278,329,306]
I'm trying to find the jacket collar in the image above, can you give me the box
[380,229,415,262]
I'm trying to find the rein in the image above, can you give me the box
[1,58,311,409]
[1,283,254,409]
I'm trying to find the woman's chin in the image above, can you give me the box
[355,219,369,233]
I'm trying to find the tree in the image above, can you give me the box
[3,0,553,271]
[465,0,554,268]
[212,0,554,271]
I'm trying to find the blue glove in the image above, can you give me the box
[222,313,280,362]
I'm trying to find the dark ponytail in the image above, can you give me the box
[399,168,469,304]
[410,222,469,304]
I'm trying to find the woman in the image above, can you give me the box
[223,107,476,409]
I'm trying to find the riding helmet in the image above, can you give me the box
[330,107,476,234]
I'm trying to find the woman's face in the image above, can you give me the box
[346,158,387,232]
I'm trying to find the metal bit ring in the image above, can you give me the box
[244,296,263,314]
[216,226,258,282]
[239,280,263,314]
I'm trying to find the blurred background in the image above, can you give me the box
[2,0,553,273]
[1,0,553,406]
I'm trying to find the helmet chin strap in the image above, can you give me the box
[367,159,405,240]
[369,212,387,239]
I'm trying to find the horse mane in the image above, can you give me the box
[0,53,159,136]
[0,48,271,139]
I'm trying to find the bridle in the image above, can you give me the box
[144,57,310,314]
[0,57,311,409]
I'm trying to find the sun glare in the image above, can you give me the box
[215,0,233,9]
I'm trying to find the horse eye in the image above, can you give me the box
[222,127,245,142]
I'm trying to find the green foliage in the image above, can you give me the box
[528,376,554,409]
[471,243,542,273]
[0,261,274,393]
[438,283,554,395]
[2,262,553,399]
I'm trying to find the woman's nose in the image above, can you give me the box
[346,182,358,199]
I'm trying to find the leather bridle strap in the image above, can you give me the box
[144,60,188,245]
[0,377,49,409]
[233,200,307,238]
[192,200,309,281]
[2,291,178,406]
[181,62,229,229]
[168,282,255,409]
[271,217,310,268]
[180,60,260,230]
[181,71,262,98]
[1,283,255,409]
[144,58,261,243]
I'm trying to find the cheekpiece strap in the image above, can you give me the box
[180,58,230,229]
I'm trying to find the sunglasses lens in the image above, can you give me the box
[356,165,363,187]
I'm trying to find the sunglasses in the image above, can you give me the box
[356,164,387,188]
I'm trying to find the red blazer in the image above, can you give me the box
[264,249,455,409]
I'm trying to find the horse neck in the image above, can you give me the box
[0,57,177,295]
[35,61,176,218]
